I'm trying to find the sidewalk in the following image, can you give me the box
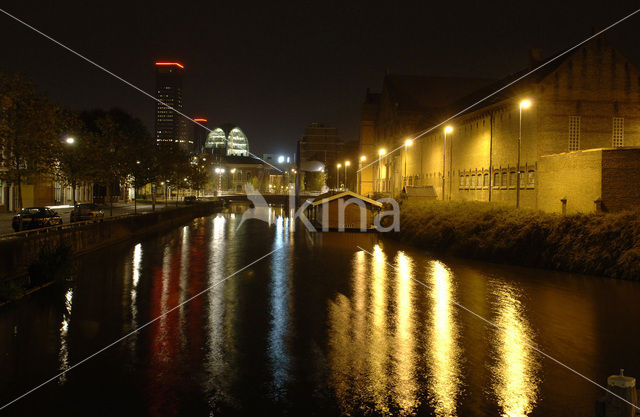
[0,201,186,235]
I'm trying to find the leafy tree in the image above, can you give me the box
[80,108,151,214]
[0,73,63,210]
[56,110,92,206]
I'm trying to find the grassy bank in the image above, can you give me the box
[397,200,640,280]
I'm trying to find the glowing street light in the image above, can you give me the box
[517,99,532,208]
[377,148,386,192]
[344,161,350,190]
[357,155,367,193]
[443,126,453,200]
[404,138,413,191]
[65,137,75,144]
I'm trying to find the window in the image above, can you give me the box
[519,171,525,188]
[465,175,470,187]
[494,172,500,187]
[527,170,535,187]
[459,175,464,187]
[471,175,476,187]
[613,117,624,147]
[569,116,581,151]
[501,172,507,187]
[483,173,489,187]
[509,171,517,187]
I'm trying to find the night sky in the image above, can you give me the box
[1,1,639,155]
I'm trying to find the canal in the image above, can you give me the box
[1,206,639,416]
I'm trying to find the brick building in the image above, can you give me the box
[360,37,640,213]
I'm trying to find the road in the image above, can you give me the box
[0,202,187,235]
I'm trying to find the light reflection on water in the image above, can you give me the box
[426,260,462,417]
[490,284,540,417]
[6,208,633,416]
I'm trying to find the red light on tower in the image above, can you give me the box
[193,118,208,123]
[155,62,184,69]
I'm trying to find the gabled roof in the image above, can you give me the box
[448,36,627,116]
[312,190,383,207]
[383,75,495,112]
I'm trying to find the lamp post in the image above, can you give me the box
[336,163,341,190]
[378,148,386,192]
[344,161,350,190]
[404,138,413,192]
[517,99,531,208]
[358,155,366,194]
[442,126,452,200]
[62,136,77,207]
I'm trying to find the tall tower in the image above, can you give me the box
[154,62,187,148]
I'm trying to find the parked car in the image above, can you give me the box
[70,203,104,222]
[12,207,63,232]
[184,196,198,204]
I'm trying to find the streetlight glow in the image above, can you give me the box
[405,139,413,147]
[378,148,386,156]
[337,163,342,168]
[345,161,350,166]
[520,99,532,109]
[360,155,366,161]
[444,126,453,134]
[65,137,75,144]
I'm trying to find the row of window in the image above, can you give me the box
[568,116,625,151]
[459,170,535,189]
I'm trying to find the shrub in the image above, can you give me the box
[396,200,640,280]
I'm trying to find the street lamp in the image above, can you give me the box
[443,126,453,200]
[336,163,342,189]
[358,155,366,194]
[65,137,75,144]
[517,99,532,208]
[378,148,386,192]
[404,138,413,191]
[344,161,350,190]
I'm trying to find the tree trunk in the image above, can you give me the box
[152,184,156,212]
[72,180,77,207]
[106,180,113,216]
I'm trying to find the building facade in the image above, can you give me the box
[360,37,640,213]
[155,62,188,148]
[204,124,250,157]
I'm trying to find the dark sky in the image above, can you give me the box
[1,1,639,155]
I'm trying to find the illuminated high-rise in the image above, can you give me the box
[154,61,188,147]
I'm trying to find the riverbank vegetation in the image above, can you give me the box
[398,200,640,279]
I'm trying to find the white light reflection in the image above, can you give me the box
[205,215,227,389]
[58,288,73,384]
[268,213,292,398]
[131,243,142,324]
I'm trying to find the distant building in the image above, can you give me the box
[191,117,208,154]
[155,62,188,148]
[204,124,250,157]
[298,122,344,189]
[360,37,640,213]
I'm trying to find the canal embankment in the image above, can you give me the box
[396,200,640,280]
[0,201,223,301]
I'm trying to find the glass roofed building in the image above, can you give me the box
[204,124,250,157]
